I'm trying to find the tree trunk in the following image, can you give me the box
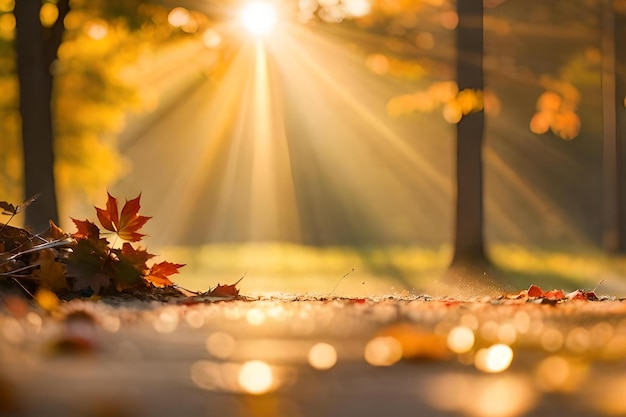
[615,4,626,253]
[14,0,68,232]
[451,0,488,268]
[601,0,623,253]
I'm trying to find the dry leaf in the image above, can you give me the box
[95,192,151,242]
[145,261,184,288]
[208,277,244,297]
[33,248,67,291]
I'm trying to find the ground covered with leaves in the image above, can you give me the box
[3,194,626,417]
[2,290,626,417]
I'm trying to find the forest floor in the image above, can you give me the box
[2,289,626,417]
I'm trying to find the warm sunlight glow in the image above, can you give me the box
[364,336,403,366]
[206,332,237,359]
[86,21,108,40]
[447,326,475,354]
[168,7,190,28]
[308,343,338,370]
[475,344,514,373]
[238,360,273,394]
[241,2,277,36]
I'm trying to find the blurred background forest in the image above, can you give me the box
[1,0,626,294]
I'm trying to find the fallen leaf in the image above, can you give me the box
[566,289,598,301]
[95,192,151,242]
[0,201,15,216]
[73,272,112,295]
[115,243,154,271]
[32,248,67,290]
[43,220,68,241]
[145,261,184,288]
[208,277,244,297]
[71,218,101,241]
[16,193,41,214]
[526,284,566,300]
[527,284,543,298]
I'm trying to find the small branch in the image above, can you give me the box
[329,268,355,296]
[11,277,35,299]
[2,238,74,262]
[0,263,39,277]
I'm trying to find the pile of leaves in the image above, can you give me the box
[0,192,184,298]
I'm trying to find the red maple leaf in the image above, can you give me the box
[207,277,243,297]
[145,261,184,288]
[71,218,100,241]
[95,192,151,242]
[527,284,566,300]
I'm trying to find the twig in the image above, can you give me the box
[11,277,35,299]
[329,268,354,296]
[593,279,605,293]
[2,238,74,263]
[0,264,39,277]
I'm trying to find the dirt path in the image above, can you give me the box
[2,294,626,417]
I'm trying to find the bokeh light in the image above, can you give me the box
[40,2,58,28]
[246,308,266,326]
[364,336,403,366]
[206,332,237,359]
[86,20,108,40]
[447,326,475,354]
[475,344,514,373]
[534,355,587,393]
[308,342,338,370]
[168,7,190,28]
[153,308,179,333]
[238,360,273,394]
[540,327,564,352]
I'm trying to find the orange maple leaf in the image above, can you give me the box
[145,261,184,288]
[95,192,151,242]
[117,242,154,271]
[71,218,101,241]
[208,277,243,297]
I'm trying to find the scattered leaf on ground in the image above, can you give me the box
[208,277,244,297]
[145,261,184,288]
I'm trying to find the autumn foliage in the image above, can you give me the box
[0,192,184,296]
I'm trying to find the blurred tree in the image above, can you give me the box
[617,2,626,252]
[14,0,69,231]
[450,0,490,272]
[2,1,205,229]
[602,0,626,253]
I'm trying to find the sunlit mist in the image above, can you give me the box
[95,0,619,296]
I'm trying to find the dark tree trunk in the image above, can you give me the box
[14,0,68,232]
[450,0,489,268]
[615,4,626,253]
[602,0,626,254]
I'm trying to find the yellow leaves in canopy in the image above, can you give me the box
[388,81,493,124]
[56,133,128,195]
[0,12,15,40]
[530,88,581,140]
[537,91,561,113]
[365,52,426,79]
[40,2,59,28]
